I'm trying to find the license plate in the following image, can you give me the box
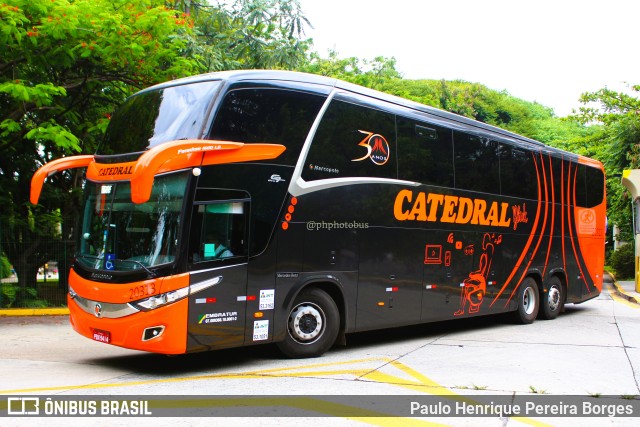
[92,329,111,344]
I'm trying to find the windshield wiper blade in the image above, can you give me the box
[120,259,157,278]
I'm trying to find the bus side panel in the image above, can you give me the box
[269,191,361,340]
[357,225,424,330]
[185,265,248,352]
[244,238,277,346]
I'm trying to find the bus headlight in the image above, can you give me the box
[130,275,222,311]
[131,287,189,311]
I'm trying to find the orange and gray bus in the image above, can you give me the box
[31,70,606,357]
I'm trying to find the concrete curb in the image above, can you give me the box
[0,308,69,317]
[605,271,639,305]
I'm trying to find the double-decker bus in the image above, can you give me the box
[31,70,606,358]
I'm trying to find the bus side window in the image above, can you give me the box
[302,99,396,181]
[499,144,538,200]
[453,131,500,193]
[190,202,248,263]
[396,118,453,187]
[208,88,326,166]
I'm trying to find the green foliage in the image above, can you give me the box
[0,0,316,307]
[0,284,48,308]
[0,255,11,278]
[569,85,640,242]
[1,282,17,308]
[179,0,311,71]
[300,50,402,89]
[608,243,635,280]
[0,0,202,297]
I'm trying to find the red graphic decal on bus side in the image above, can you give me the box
[352,130,390,165]
[424,245,442,264]
[454,233,502,316]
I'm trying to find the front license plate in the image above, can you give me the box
[92,329,111,344]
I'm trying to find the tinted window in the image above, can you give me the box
[99,81,221,155]
[453,131,500,193]
[190,201,248,262]
[302,99,396,181]
[576,164,605,208]
[499,144,538,200]
[188,198,249,264]
[209,88,326,166]
[397,118,454,187]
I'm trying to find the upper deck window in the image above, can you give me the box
[396,118,454,187]
[302,99,396,181]
[208,88,326,166]
[98,81,222,155]
[453,131,500,194]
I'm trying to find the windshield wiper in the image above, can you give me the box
[119,259,157,278]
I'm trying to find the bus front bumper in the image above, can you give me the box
[68,293,188,355]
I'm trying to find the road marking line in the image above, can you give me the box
[0,357,553,426]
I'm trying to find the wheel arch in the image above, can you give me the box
[545,268,568,304]
[277,276,347,345]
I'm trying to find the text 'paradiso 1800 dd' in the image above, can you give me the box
[32,70,605,358]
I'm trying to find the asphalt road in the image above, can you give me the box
[1,281,639,427]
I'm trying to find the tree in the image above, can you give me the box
[0,0,315,307]
[0,0,201,305]
[176,0,312,71]
[300,50,402,89]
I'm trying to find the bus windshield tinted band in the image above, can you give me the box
[77,171,189,272]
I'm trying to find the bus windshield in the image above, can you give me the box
[77,171,189,272]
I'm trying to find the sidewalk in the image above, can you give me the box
[605,271,640,304]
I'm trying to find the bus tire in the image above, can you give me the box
[277,288,339,358]
[539,276,564,320]
[513,277,539,324]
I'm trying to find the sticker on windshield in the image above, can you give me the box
[105,253,115,270]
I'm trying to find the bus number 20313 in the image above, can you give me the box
[129,284,156,300]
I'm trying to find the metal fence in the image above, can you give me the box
[0,240,73,309]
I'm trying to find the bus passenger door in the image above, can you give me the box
[186,199,250,352]
[356,228,424,330]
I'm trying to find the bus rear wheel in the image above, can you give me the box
[277,288,339,358]
[513,277,539,324]
[539,276,564,320]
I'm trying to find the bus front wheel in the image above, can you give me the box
[513,277,539,324]
[277,288,339,358]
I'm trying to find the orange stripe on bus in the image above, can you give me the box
[542,154,555,278]
[491,151,543,306]
[561,159,567,273]
[505,153,549,306]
